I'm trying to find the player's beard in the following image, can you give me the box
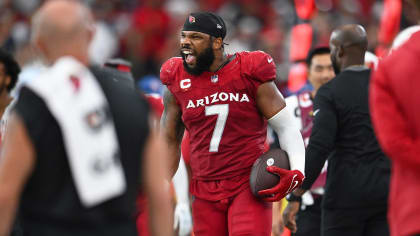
[182,43,215,76]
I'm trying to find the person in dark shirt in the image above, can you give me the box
[0,49,20,120]
[0,1,173,236]
[283,24,390,236]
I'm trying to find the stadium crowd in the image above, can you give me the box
[0,0,420,236]
[2,0,418,87]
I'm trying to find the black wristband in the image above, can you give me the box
[286,193,302,203]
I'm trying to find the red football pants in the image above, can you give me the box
[192,186,272,236]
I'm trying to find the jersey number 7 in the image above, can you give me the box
[205,104,229,152]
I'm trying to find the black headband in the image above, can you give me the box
[182,12,227,39]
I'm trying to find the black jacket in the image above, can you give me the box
[302,67,390,209]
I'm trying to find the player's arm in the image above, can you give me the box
[143,120,174,236]
[0,112,35,235]
[161,86,185,177]
[257,82,305,174]
[256,81,305,201]
[283,84,336,232]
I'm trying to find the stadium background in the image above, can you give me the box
[1,0,416,236]
[1,0,416,97]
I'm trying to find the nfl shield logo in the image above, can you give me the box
[211,75,218,83]
[189,16,195,23]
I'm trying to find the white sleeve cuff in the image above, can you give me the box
[268,107,305,175]
[172,157,190,204]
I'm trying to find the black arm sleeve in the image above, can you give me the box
[301,84,337,190]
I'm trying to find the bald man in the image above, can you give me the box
[283,24,390,236]
[0,1,172,236]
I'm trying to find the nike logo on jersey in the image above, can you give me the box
[186,92,250,109]
[268,58,273,63]
[313,109,320,116]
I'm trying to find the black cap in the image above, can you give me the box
[182,12,227,39]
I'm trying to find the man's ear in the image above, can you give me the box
[338,45,344,58]
[212,37,223,50]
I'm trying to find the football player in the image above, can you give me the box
[160,12,306,236]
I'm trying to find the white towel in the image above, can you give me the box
[25,56,126,207]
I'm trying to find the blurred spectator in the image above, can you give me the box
[0,8,19,52]
[125,0,170,79]
[89,22,118,65]
[137,75,163,95]
[1,0,419,95]
[0,48,20,140]
[370,2,420,235]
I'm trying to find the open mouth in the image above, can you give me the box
[181,49,197,65]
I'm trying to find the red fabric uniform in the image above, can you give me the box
[161,51,276,236]
[161,51,275,200]
[370,31,420,236]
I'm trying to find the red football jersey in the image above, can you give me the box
[160,51,276,185]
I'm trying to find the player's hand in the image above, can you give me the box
[283,200,300,233]
[258,167,304,202]
[173,202,192,236]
